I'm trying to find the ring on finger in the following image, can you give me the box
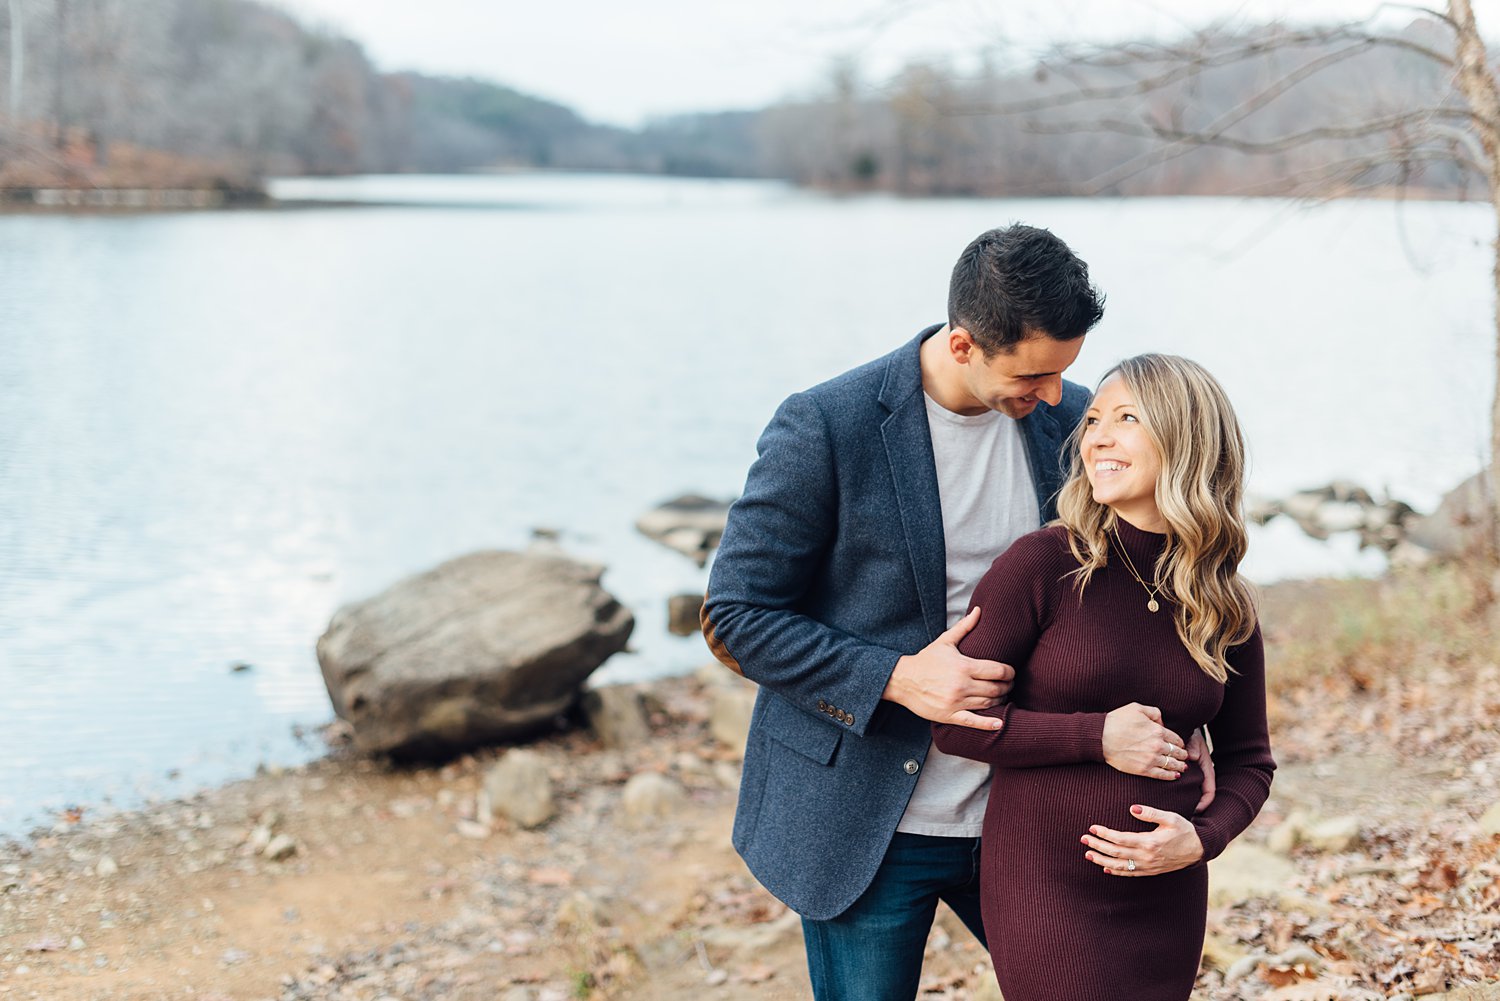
[1125,858,1137,872]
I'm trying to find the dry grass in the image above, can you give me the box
[1259,562,1499,692]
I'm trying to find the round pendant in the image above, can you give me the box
[1147,598,1160,613]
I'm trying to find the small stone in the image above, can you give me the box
[621,773,686,828]
[248,825,273,854]
[555,891,612,931]
[968,975,1004,1001]
[1224,951,1266,984]
[1270,944,1324,970]
[582,686,651,749]
[705,969,728,986]
[709,687,757,757]
[263,835,297,861]
[219,947,250,966]
[666,593,705,636]
[1303,816,1361,853]
[1267,810,1308,855]
[68,937,86,952]
[95,856,119,878]
[484,749,556,829]
[1477,802,1500,837]
[1200,932,1248,971]
[699,910,801,955]
[455,820,491,840]
[713,761,742,791]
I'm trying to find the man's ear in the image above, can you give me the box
[948,326,978,365]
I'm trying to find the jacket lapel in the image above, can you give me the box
[879,329,948,643]
[1020,404,1067,522]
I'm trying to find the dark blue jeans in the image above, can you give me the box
[801,833,988,1001]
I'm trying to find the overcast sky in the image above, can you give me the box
[270,1,1495,126]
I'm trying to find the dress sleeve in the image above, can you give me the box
[931,531,1109,767]
[1191,626,1275,861]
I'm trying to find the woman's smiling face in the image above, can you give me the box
[1082,373,1164,532]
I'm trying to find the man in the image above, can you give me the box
[702,225,1214,1000]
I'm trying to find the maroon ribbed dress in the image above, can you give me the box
[932,521,1274,1001]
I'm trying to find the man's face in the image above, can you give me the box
[953,329,1085,419]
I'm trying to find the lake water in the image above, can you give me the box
[0,173,1493,835]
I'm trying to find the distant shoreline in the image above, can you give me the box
[0,172,1479,216]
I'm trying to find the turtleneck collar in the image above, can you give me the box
[1112,515,1169,563]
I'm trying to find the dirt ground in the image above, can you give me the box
[5,574,1500,1001]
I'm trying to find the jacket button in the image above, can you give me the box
[817,700,828,712]
[846,713,856,727]
[903,759,919,775]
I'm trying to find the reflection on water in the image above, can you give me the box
[0,174,1491,833]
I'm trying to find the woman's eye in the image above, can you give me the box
[1084,417,1098,426]
[1121,414,1138,422]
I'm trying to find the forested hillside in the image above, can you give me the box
[0,1,1483,199]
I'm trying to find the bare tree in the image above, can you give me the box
[955,4,1500,581]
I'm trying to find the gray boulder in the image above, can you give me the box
[635,494,732,565]
[1406,471,1493,558]
[317,550,634,756]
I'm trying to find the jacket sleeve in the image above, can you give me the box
[1190,626,1275,861]
[931,532,1109,767]
[701,391,902,738]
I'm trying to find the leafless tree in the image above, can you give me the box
[949,3,1500,580]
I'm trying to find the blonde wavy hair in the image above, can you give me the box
[1055,354,1257,682]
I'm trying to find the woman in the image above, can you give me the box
[932,354,1274,1001]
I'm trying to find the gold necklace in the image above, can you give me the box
[1112,528,1164,613]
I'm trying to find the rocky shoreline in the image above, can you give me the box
[5,568,1500,999]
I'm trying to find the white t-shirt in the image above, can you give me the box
[896,394,1041,837]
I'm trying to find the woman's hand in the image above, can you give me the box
[1101,703,1188,780]
[1080,805,1204,876]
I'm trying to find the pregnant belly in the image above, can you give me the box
[986,761,1205,865]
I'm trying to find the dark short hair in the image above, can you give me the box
[947,225,1105,354]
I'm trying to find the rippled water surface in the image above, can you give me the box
[0,174,1492,833]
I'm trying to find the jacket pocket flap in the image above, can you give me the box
[763,694,842,765]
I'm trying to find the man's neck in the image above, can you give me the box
[919,325,984,415]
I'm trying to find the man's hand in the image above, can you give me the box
[1187,729,1216,812]
[1101,703,1187,780]
[883,607,1013,730]
[1080,805,1205,876]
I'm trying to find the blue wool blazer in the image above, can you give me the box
[702,324,1090,920]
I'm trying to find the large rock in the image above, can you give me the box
[1406,470,1493,558]
[317,550,634,756]
[620,773,686,828]
[635,495,732,566]
[1208,842,1325,912]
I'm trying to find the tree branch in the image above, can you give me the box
[1028,108,1476,154]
